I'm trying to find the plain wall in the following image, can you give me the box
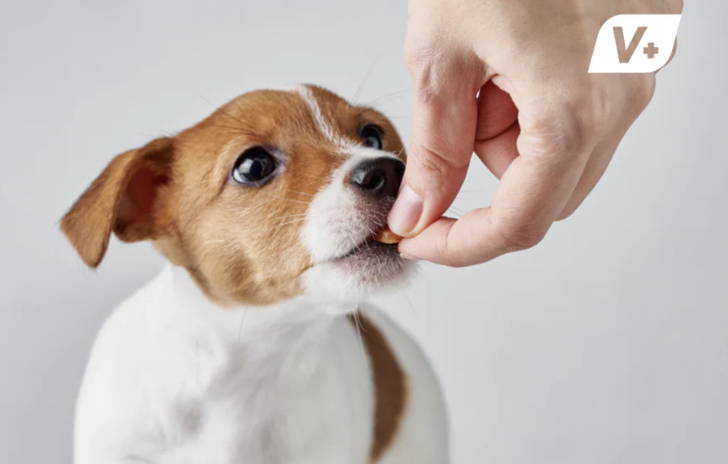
[1,1,726,462]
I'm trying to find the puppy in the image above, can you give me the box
[62,85,447,464]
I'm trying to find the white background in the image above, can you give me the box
[1,1,726,462]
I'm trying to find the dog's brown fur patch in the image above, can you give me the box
[350,314,407,462]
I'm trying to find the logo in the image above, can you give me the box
[588,14,681,73]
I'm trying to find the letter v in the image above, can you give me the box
[613,26,648,63]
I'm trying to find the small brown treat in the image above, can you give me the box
[374,226,402,244]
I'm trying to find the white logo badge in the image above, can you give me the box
[588,14,681,73]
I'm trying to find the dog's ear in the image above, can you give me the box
[61,137,174,268]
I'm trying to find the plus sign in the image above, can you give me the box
[643,42,659,59]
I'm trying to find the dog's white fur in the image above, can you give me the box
[73,87,448,463]
[75,265,447,463]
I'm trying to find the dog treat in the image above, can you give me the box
[374,226,402,244]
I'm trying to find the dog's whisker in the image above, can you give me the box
[206,124,257,134]
[273,213,309,220]
[352,53,386,103]
[269,218,308,233]
[350,309,368,357]
[360,89,407,107]
[254,193,311,206]
[285,189,316,198]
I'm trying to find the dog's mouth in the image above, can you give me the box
[327,227,405,283]
[332,222,401,262]
[303,195,408,285]
[335,237,399,262]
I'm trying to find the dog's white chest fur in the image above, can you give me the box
[75,266,448,463]
[75,266,379,463]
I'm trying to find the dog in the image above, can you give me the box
[61,85,448,464]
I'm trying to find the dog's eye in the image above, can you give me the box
[232,147,277,185]
[360,124,383,150]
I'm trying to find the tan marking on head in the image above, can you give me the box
[62,86,406,305]
[300,84,407,160]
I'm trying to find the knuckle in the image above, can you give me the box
[523,82,621,160]
[404,43,430,74]
[413,144,458,179]
[406,56,444,105]
[433,233,456,266]
[566,82,613,139]
[419,222,467,268]
[404,32,442,77]
[438,239,470,268]
[417,145,446,174]
[521,108,585,160]
[406,38,478,101]
[556,206,576,222]
[576,85,611,133]
[494,221,546,252]
[581,77,655,125]
[627,76,656,113]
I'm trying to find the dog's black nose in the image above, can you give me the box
[349,157,405,199]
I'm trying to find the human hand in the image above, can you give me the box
[388,0,683,266]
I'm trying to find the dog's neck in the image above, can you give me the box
[157,264,353,355]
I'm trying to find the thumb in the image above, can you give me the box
[388,65,480,237]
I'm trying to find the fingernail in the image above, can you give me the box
[388,185,423,236]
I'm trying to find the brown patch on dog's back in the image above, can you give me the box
[349,314,407,462]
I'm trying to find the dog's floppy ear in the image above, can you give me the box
[61,137,174,268]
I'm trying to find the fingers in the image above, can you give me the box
[475,80,519,140]
[387,51,484,237]
[400,91,595,266]
[474,123,519,179]
[474,81,520,179]
[400,151,590,266]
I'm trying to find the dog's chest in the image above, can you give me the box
[153,316,375,464]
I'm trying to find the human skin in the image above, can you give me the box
[388,0,683,266]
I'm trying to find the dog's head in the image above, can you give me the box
[62,85,409,307]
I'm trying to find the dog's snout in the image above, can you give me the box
[349,157,404,199]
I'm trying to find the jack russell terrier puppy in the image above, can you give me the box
[62,85,448,464]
